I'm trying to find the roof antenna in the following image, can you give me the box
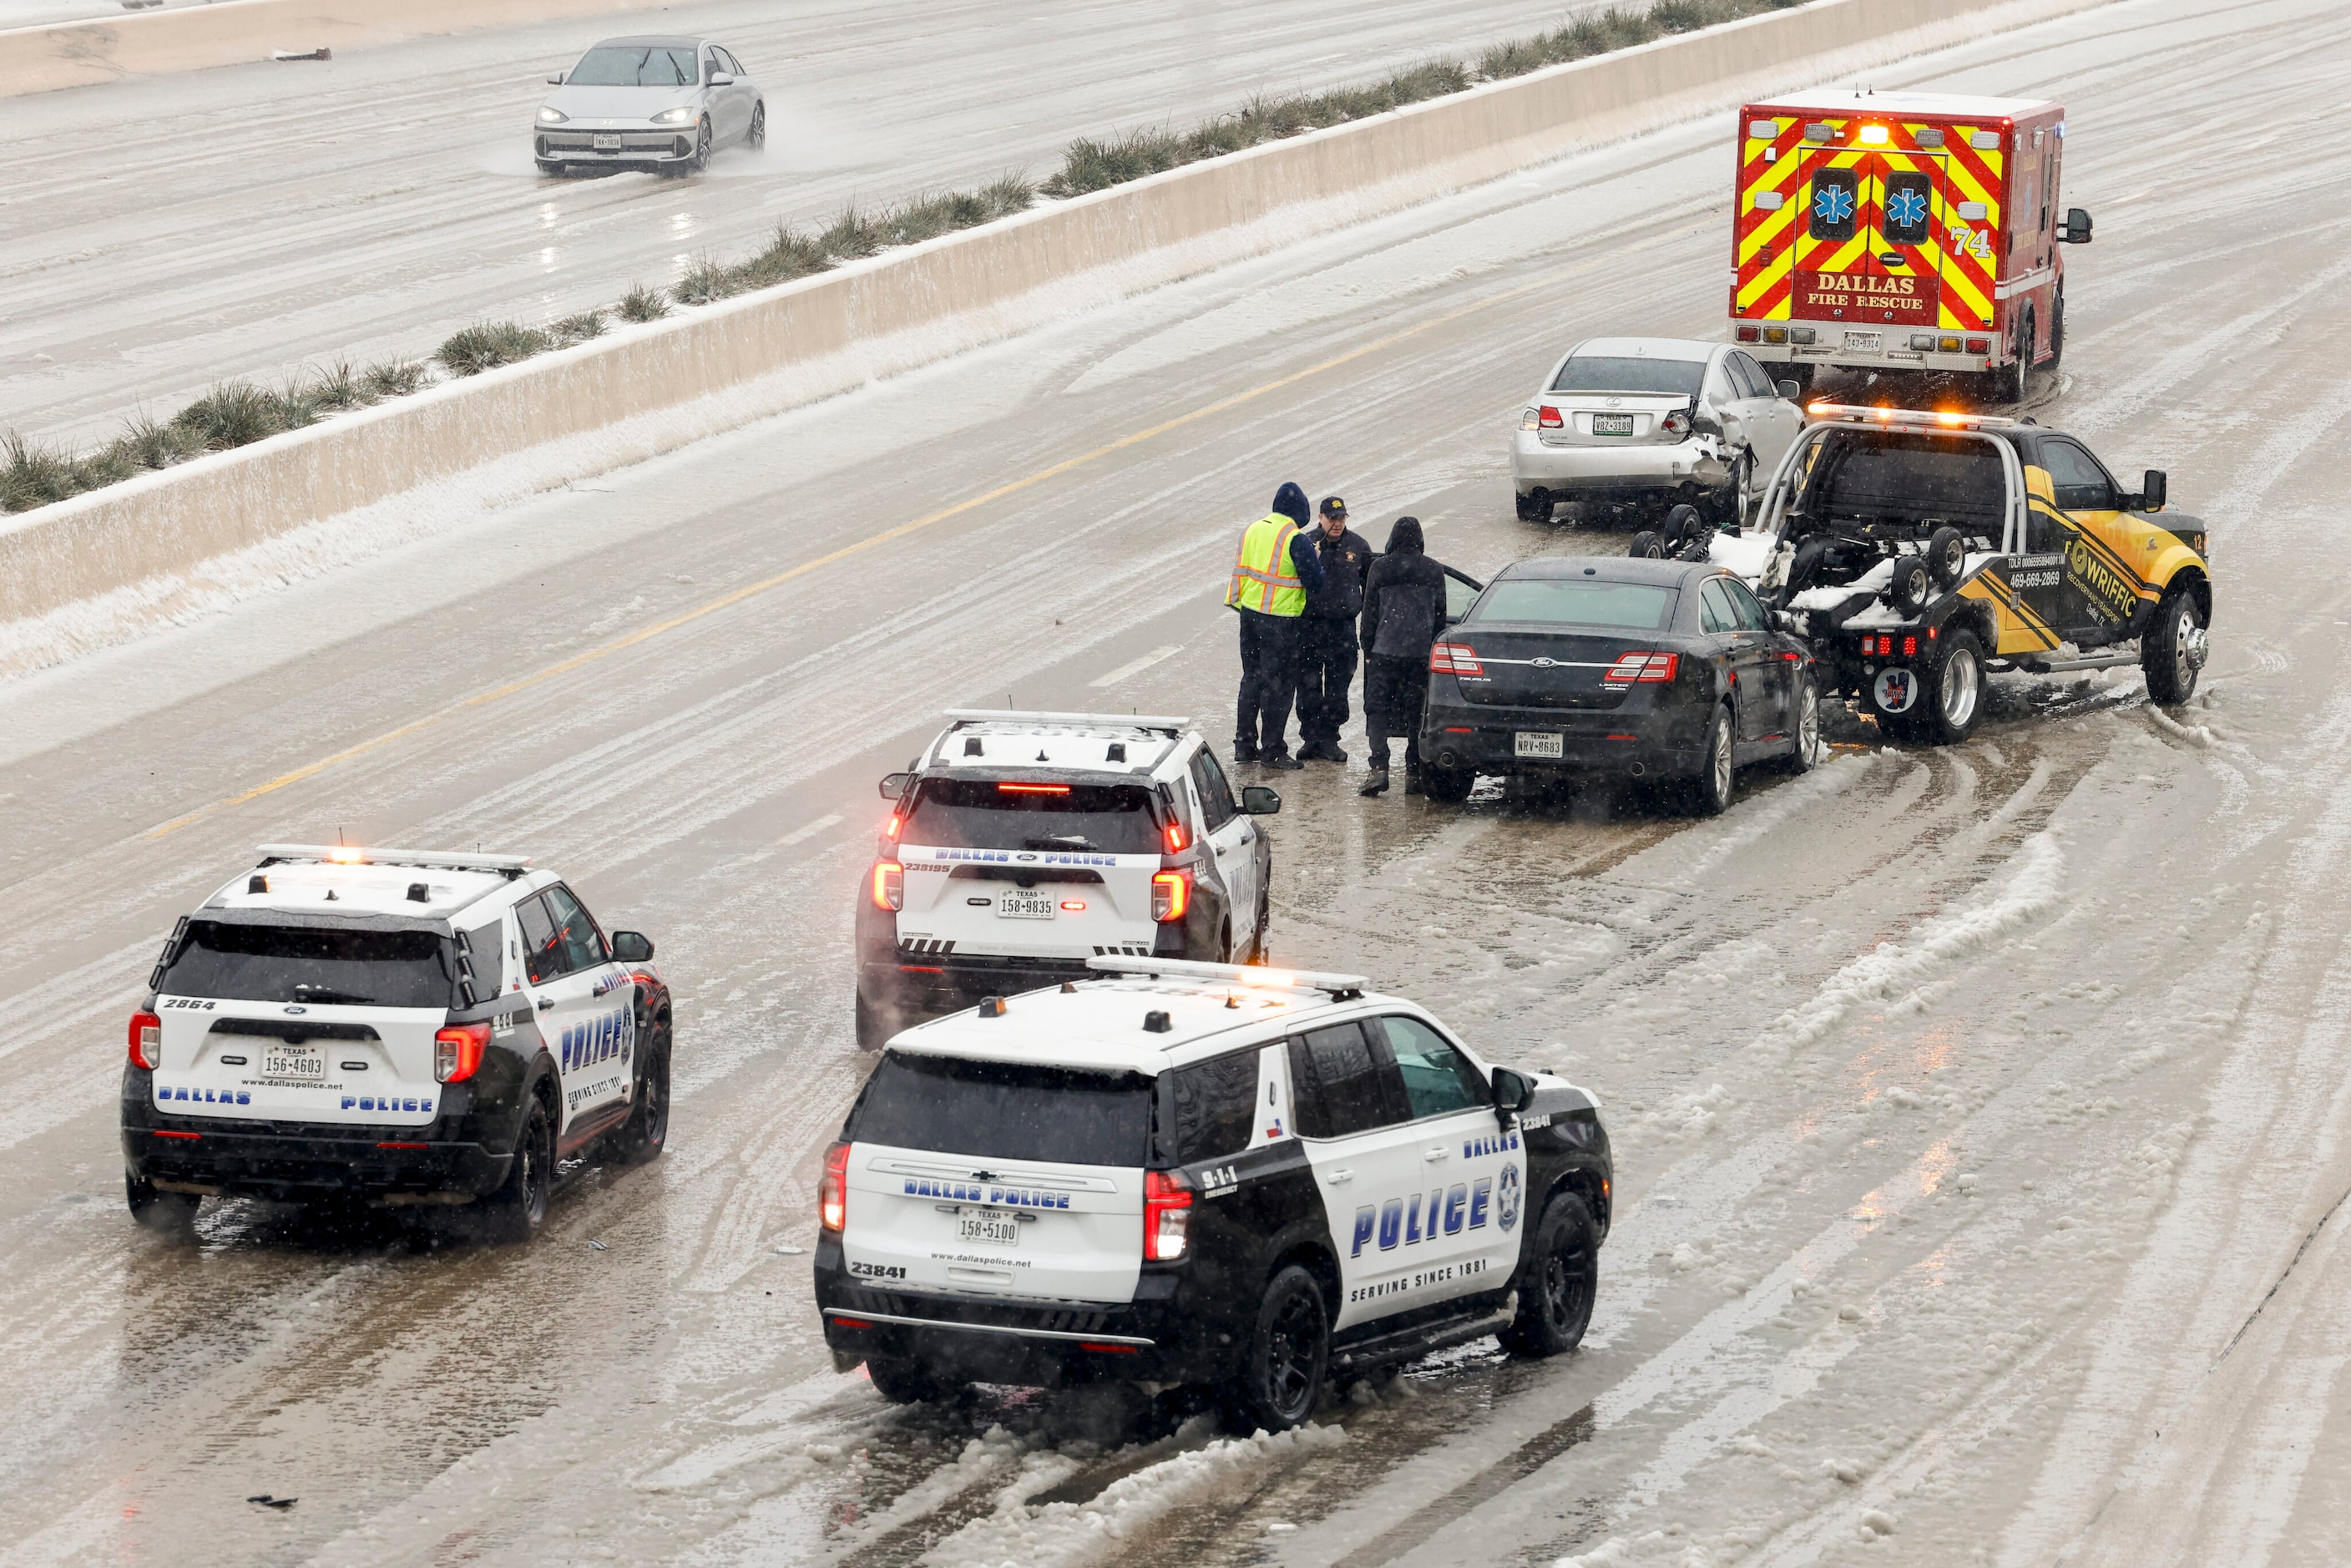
[336,826,345,846]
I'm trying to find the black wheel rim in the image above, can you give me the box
[643,1048,668,1143]
[1264,1292,1322,1419]
[1543,1235,1597,1334]
[524,1114,549,1222]
[751,105,764,143]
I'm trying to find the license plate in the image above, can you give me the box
[593,133,621,150]
[1591,413,1634,436]
[262,1046,324,1080]
[1514,731,1565,759]
[957,1207,1019,1245]
[997,889,1057,919]
[1844,330,1883,352]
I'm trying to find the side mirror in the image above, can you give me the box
[1490,1066,1534,1114]
[878,771,913,800]
[1240,785,1282,815]
[545,72,565,84]
[709,72,735,86]
[2059,207,2093,244]
[2141,469,2166,512]
[610,930,655,963]
[1777,379,1801,401]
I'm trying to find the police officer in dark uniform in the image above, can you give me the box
[1295,496,1373,763]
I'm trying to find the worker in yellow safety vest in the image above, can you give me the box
[1224,482,1324,770]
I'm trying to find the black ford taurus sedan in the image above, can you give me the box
[1417,557,1820,812]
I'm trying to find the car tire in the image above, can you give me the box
[1419,762,1474,803]
[2049,291,2065,371]
[865,1356,948,1404]
[1627,530,1667,560]
[607,1025,670,1166]
[687,116,712,173]
[535,159,566,178]
[1715,452,1753,530]
[1779,671,1823,772]
[2000,310,2033,404]
[854,989,891,1052]
[1887,555,1934,616]
[126,1170,200,1236]
[1661,503,1705,552]
[479,1095,553,1245]
[1686,703,1735,816]
[1515,489,1551,523]
[1925,525,1967,589]
[1915,628,1986,744]
[1221,1265,1328,1434]
[1499,1192,1600,1357]
[747,100,766,151]
[2141,589,2207,706]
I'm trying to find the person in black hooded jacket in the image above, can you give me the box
[1358,516,1447,796]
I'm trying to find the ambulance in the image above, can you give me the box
[1727,89,2092,402]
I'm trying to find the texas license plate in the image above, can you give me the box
[997,889,1056,919]
[1591,413,1634,436]
[957,1207,1019,1245]
[1843,329,1883,352]
[262,1046,324,1080]
[593,133,621,150]
[1514,731,1565,759]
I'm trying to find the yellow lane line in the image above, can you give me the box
[144,256,1613,841]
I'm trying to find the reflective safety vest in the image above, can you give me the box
[1226,513,1306,617]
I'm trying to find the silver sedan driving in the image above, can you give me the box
[533,36,765,176]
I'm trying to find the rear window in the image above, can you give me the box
[1549,356,1706,395]
[1814,432,2006,521]
[902,779,1165,856]
[159,921,454,1009]
[1469,579,1676,631]
[849,1052,1152,1167]
[569,44,700,86]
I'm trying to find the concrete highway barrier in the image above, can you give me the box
[0,0,650,97]
[0,0,2113,664]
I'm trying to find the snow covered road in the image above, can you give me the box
[0,0,1587,450]
[3,0,2349,1562]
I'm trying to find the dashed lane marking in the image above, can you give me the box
[1089,644,1183,688]
[779,812,843,847]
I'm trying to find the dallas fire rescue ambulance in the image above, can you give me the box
[1728,89,2093,402]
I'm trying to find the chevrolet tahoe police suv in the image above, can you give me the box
[1716,402,2211,742]
[816,957,1611,1429]
[122,845,673,1242]
[856,711,1281,1050]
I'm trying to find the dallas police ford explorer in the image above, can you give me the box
[815,957,1611,1429]
[856,711,1282,1050]
[121,845,673,1242]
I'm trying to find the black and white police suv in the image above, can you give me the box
[856,711,1281,1050]
[121,845,673,1242]
[815,957,1611,1429]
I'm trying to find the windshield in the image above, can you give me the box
[568,45,700,87]
[159,921,453,1009]
[1550,356,1706,395]
[1471,579,1677,630]
[901,779,1165,855]
[850,1052,1153,1166]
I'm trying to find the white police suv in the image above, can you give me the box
[121,845,673,1242]
[856,711,1281,1050]
[815,958,1611,1429]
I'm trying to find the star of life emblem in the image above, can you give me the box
[1886,187,1928,230]
[1813,184,1856,225]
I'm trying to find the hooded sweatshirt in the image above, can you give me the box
[1359,516,1446,658]
[1253,482,1324,599]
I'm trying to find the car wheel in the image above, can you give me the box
[1515,488,1550,523]
[1627,529,1667,560]
[479,1095,553,1244]
[1716,452,1753,530]
[2000,310,2033,403]
[1499,1192,1599,1356]
[688,115,712,173]
[607,1025,670,1166]
[126,1170,200,1236]
[1925,525,1967,589]
[747,100,766,150]
[866,1356,948,1405]
[1419,762,1474,803]
[1917,628,1986,744]
[2141,589,2207,706]
[1887,555,1934,616]
[854,989,892,1052]
[1686,704,1734,816]
[2048,291,2065,371]
[1221,1265,1328,1434]
[1780,672,1823,772]
[535,159,566,178]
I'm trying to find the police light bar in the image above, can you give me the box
[1802,402,2018,432]
[945,709,1191,732]
[256,844,533,873]
[1084,955,1369,996]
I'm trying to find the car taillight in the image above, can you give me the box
[1164,817,1187,854]
[1964,336,1990,354]
[1151,870,1190,923]
[1605,651,1680,683]
[1538,405,1563,428]
[1858,635,1918,658]
[1661,410,1691,438]
[1144,1169,1193,1261]
[1736,325,1761,342]
[820,1141,849,1232]
[1430,641,1483,675]
[871,860,903,912]
[128,1010,161,1070]
[434,1020,491,1084]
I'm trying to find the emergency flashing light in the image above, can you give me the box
[1859,124,1889,144]
[1804,402,2019,432]
[997,782,1070,794]
[1164,818,1188,855]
